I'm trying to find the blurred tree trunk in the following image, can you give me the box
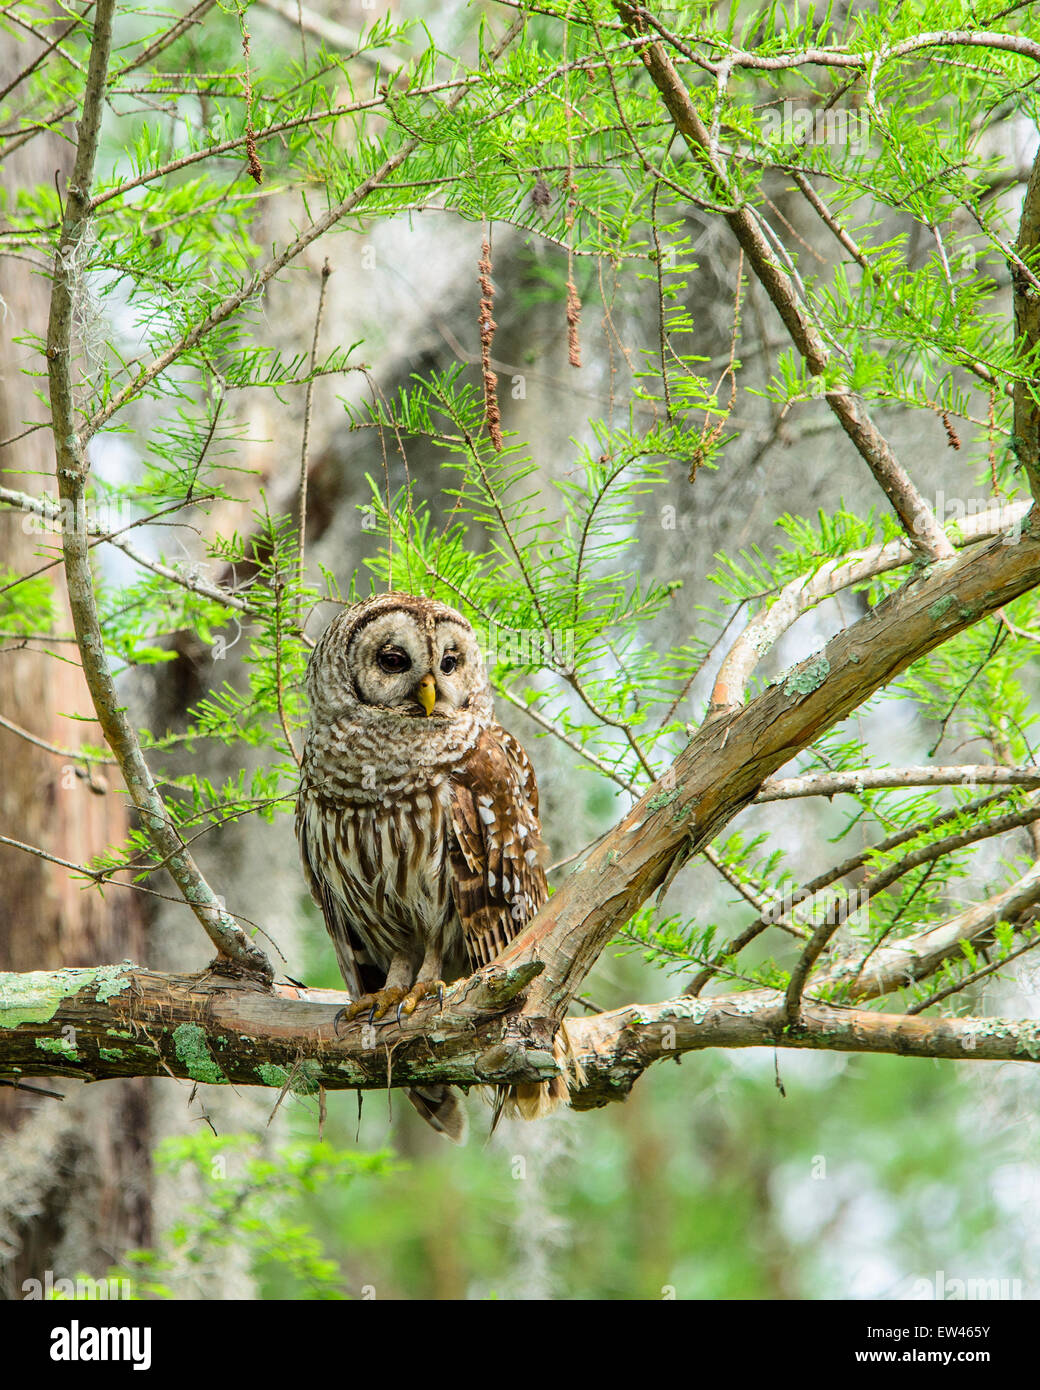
[0,30,150,1297]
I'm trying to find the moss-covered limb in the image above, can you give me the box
[504,527,1040,1019]
[566,993,1040,1111]
[5,964,1040,1111]
[0,962,558,1092]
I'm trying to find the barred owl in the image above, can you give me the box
[296,592,551,1141]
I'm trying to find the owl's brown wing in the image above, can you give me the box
[448,724,548,970]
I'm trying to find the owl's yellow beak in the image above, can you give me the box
[416,673,437,716]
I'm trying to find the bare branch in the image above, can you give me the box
[0,710,115,764]
[618,11,1040,72]
[757,762,1040,801]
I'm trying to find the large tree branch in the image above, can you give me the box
[4,966,1040,1110]
[502,525,1040,1017]
[566,991,1040,1109]
[0,963,557,1091]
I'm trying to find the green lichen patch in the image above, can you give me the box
[783,656,830,698]
[646,789,680,813]
[98,1046,125,1062]
[35,1036,80,1061]
[172,1023,227,1085]
[0,968,99,1029]
[95,963,135,1003]
[630,998,712,1027]
[928,594,957,621]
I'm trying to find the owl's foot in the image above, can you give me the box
[395,978,446,1025]
[336,986,410,1028]
[334,979,446,1032]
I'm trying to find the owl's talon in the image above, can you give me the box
[398,979,447,1019]
[339,986,409,1028]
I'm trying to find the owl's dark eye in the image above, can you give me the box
[440,652,459,675]
[377,646,411,674]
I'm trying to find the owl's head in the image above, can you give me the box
[306,592,494,727]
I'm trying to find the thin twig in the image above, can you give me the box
[297,258,332,619]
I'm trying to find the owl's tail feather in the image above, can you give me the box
[407,1085,469,1144]
[491,1022,586,1127]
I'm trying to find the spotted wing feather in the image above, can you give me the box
[448,725,548,969]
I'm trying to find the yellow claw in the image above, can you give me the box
[416,673,437,716]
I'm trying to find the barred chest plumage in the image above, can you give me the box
[297,709,486,981]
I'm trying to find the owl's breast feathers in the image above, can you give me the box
[296,720,547,979]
